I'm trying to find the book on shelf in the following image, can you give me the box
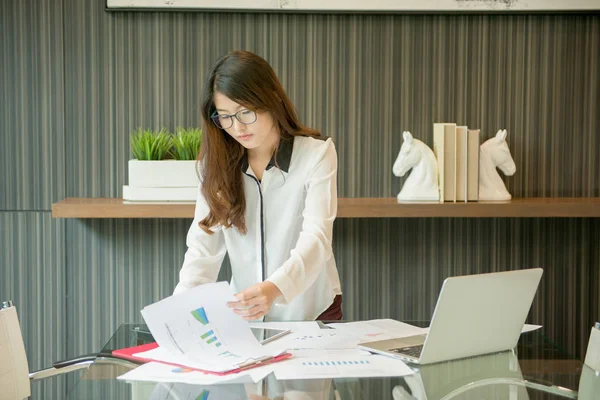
[456,126,468,202]
[467,129,481,201]
[433,123,457,203]
[433,123,481,203]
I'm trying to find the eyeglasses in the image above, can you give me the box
[210,109,257,130]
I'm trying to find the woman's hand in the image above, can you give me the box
[227,281,282,320]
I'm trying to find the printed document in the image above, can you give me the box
[138,281,281,373]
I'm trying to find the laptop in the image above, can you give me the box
[358,268,543,365]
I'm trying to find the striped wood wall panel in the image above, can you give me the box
[0,0,65,211]
[0,213,67,400]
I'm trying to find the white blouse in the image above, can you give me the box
[174,135,342,321]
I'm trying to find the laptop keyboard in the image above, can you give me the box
[390,344,424,359]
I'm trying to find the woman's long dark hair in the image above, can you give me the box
[199,50,319,234]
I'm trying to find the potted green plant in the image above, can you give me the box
[171,127,202,161]
[123,127,202,201]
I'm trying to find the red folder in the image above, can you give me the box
[112,342,292,376]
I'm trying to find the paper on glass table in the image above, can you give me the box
[117,361,272,385]
[139,281,281,372]
[273,353,415,380]
[132,347,244,374]
[288,348,372,359]
[249,321,322,334]
[326,319,428,343]
[259,329,360,354]
[260,319,425,353]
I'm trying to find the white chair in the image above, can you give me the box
[0,301,31,399]
[0,301,124,400]
[579,322,600,400]
[583,322,600,371]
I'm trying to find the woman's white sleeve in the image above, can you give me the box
[173,185,227,294]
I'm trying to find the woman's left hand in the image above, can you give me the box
[227,281,282,320]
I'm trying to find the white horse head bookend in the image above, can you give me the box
[393,131,439,202]
[479,129,516,201]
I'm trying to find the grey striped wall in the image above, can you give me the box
[1,0,599,398]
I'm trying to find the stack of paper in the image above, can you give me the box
[326,319,429,343]
[116,283,418,384]
[259,327,360,354]
[122,282,285,375]
[255,320,419,381]
[118,361,273,385]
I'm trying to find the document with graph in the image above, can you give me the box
[273,352,414,380]
[138,281,284,373]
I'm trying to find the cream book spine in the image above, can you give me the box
[433,123,457,202]
[456,126,468,202]
[467,129,481,201]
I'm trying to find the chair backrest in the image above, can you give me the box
[0,302,31,400]
[584,323,600,371]
[578,323,600,399]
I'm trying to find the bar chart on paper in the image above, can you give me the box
[191,307,209,325]
[302,359,372,366]
[191,307,222,347]
[197,390,209,400]
[297,357,377,376]
[274,355,415,380]
[160,305,240,359]
[188,307,242,359]
[192,307,223,348]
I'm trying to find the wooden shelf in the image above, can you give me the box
[51,197,600,219]
[338,197,600,218]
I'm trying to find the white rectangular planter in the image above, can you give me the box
[128,160,199,187]
[122,186,197,202]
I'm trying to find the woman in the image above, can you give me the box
[174,50,342,322]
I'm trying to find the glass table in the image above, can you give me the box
[66,322,593,399]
